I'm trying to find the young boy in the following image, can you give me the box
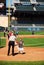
[18,38,24,54]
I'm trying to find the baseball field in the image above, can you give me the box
[0,31,44,65]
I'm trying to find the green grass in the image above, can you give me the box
[0,32,7,37]
[0,38,6,47]
[17,38,44,47]
[0,37,44,47]
[0,61,44,65]
[0,31,44,37]
[18,31,31,35]
[0,32,4,37]
[18,31,44,35]
[0,32,44,47]
[35,31,44,35]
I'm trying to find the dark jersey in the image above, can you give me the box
[19,41,24,48]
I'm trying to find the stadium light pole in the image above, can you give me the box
[8,0,10,30]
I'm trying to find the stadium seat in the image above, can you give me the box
[20,0,30,2]
[36,6,44,11]
[36,0,44,2]
[16,5,33,11]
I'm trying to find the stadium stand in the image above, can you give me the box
[35,24,44,26]
[0,0,6,15]
[20,0,30,1]
[0,0,44,30]
[36,0,44,2]
[36,5,44,11]
[15,5,33,11]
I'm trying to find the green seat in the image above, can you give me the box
[16,5,33,11]
[36,6,44,11]
[20,0,30,2]
[36,0,44,2]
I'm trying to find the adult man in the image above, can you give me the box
[7,31,12,39]
[7,33,16,56]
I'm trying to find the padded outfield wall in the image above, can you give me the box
[0,16,8,27]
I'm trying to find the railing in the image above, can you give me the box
[35,24,44,26]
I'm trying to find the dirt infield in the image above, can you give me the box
[17,35,44,38]
[0,35,44,61]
